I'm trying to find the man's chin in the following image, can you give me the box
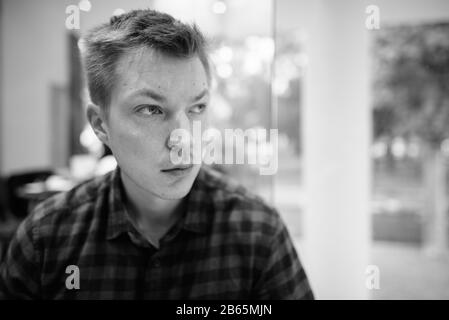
[156,170,199,199]
[156,184,192,200]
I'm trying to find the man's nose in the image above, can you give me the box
[166,112,191,150]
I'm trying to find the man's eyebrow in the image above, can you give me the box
[192,89,209,102]
[131,88,167,102]
[129,88,209,103]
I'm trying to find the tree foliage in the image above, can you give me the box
[372,23,449,147]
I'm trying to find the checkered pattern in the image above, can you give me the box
[0,165,314,300]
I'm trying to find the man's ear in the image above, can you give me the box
[86,103,110,147]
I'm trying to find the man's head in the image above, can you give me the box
[82,9,210,112]
[83,9,211,200]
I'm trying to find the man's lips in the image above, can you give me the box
[161,164,193,172]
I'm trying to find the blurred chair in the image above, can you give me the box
[0,176,20,262]
[4,169,55,219]
[0,176,8,222]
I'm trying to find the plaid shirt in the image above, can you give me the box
[0,165,314,300]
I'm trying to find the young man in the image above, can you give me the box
[0,9,314,299]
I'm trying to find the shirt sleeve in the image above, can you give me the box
[0,216,41,299]
[253,215,314,300]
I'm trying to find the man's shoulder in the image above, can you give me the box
[198,166,271,206]
[28,171,113,227]
[197,166,283,232]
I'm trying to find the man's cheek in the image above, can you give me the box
[112,128,142,154]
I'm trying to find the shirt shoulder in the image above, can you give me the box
[197,166,283,237]
[25,171,113,241]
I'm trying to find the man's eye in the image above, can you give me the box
[190,104,207,114]
[136,104,163,115]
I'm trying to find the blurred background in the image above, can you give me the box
[1,0,449,299]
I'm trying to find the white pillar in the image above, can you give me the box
[302,0,371,299]
[425,149,448,255]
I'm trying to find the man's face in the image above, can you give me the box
[105,47,209,199]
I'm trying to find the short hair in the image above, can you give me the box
[81,9,211,111]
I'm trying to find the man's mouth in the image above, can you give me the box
[161,164,193,172]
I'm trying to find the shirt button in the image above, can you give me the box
[152,258,161,268]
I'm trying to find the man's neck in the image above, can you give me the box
[119,170,184,233]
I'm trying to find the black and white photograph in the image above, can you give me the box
[0,0,448,304]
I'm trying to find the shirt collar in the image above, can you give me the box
[105,167,132,240]
[105,166,213,241]
[181,167,214,234]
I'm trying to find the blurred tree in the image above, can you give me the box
[275,30,306,156]
[373,23,449,253]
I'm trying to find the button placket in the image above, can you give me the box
[151,258,161,268]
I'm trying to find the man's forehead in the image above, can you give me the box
[114,47,209,95]
[117,47,206,79]
[113,48,209,102]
